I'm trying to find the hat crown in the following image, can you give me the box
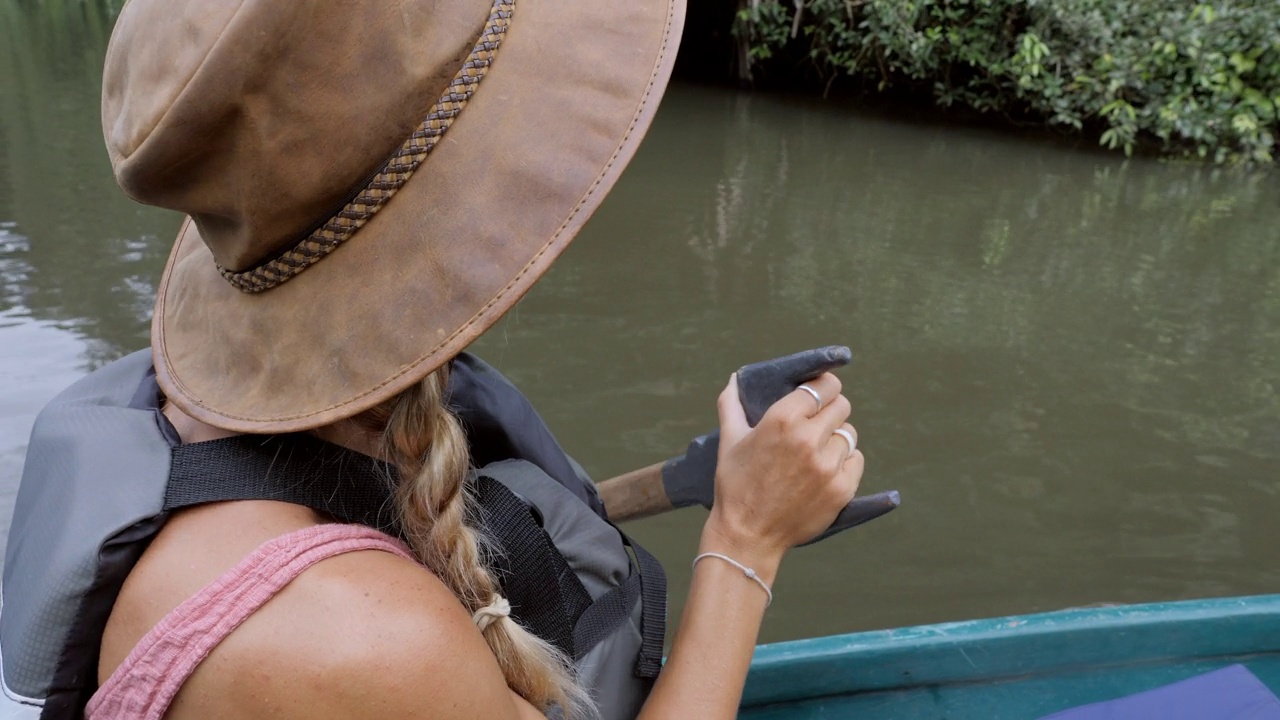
[102,0,490,272]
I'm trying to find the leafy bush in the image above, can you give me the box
[734,0,1280,164]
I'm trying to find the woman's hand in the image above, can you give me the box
[703,372,863,575]
[636,371,864,720]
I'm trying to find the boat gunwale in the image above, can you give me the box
[743,593,1280,708]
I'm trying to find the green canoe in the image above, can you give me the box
[742,594,1280,718]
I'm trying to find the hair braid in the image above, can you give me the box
[359,366,593,718]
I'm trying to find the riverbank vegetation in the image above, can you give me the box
[733,0,1280,164]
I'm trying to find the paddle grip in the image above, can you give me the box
[738,346,899,543]
[735,345,853,426]
[661,346,899,544]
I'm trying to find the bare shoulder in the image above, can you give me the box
[174,545,525,720]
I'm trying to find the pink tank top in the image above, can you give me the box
[86,524,416,720]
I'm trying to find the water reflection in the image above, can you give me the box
[1,2,1278,643]
[0,304,95,543]
[0,0,171,542]
[0,0,176,354]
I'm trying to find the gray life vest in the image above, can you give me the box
[0,350,665,720]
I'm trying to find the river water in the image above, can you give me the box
[2,4,1278,645]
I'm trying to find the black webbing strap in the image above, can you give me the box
[627,535,668,678]
[571,565,642,661]
[473,475,593,658]
[570,532,667,680]
[165,434,401,535]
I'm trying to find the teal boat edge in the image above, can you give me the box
[743,594,1280,719]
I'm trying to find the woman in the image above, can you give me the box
[2,0,864,718]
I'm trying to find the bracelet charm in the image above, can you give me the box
[692,552,774,608]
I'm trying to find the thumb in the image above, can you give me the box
[717,373,750,445]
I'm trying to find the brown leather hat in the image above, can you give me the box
[102,0,684,433]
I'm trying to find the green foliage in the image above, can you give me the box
[734,0,1280,164]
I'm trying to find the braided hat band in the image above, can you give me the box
[218,0,514,293]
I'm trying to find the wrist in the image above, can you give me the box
[699,512,784,586]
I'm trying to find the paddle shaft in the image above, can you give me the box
[596,461,670,522]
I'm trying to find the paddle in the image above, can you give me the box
[597,346,900,546]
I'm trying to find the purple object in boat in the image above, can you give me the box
[1039,665,1280,720]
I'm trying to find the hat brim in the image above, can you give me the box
[152,0,685,433]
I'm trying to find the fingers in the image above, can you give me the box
[769,372,843,422]
[812,393,852,437]
[717,373,750,443]
[826,443,865,508]
[821,422,858,471]
[709,362,868,552]
[838,449,865,501]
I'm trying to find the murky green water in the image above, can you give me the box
[2,4,1278,644]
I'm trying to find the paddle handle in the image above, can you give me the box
[596,345,900,538]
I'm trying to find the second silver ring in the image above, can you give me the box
[833,427,857,459]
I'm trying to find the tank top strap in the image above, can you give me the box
[86,523,416,720]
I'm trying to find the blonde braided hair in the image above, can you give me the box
[356,365,593,718]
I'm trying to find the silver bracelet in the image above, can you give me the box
[692,552,773,607]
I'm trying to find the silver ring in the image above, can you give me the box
[797,384,822,412]
[833,428,857,459]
